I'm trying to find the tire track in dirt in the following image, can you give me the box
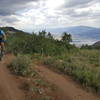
[0,54,99,100]
[0,55,25,100]
[35,64,100,100]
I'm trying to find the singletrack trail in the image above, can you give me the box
[35,64,100,100]
[0,55,25,100]
[0,55,100,100]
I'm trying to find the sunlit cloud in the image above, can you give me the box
[0,0,100,32]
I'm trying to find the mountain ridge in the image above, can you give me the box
[47,26,100,45]
[0,27,28,35]
[0,26,100,45]
[93,41,100,47]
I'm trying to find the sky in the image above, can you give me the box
[0,0,100,32]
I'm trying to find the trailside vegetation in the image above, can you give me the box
[6,30,75,56]
[7,29,100,94]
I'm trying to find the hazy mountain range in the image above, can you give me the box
[47,26,100,45]
[1,26,100,46]
[93,41,100,47]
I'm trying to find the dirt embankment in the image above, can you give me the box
[35,64,100,100]
[0,55,25,100]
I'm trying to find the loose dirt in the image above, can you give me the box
[35,64,100,100]
[0,55,25,100]
[0,55,100,100]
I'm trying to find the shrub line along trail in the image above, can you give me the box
[35,64,100,100]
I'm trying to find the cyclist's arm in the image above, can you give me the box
[1,30,7,41]
[2,31,7,41]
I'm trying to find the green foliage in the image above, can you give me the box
[43,50,100,93]
[47,32,53,39]
[61,32,72,43]
[81,44,100,50]
[6,33,32,54]
[9,54,33,76]
[39,30,47,38]
[7,30,75,56]
[34,79,48,87]
[6,29,100,93]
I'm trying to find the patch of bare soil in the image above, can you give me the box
[35,64,100,100]
[0,54,25,100]
[0,54,99,100]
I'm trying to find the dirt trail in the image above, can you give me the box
[0,55,25,100]
[35,64,100,100]
[0,55,100,100]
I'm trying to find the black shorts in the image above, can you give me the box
[0,38,5,43]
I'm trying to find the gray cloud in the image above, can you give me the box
[64,0,97,8]
[0,0,100,31]
[0,0,39,16]
[3,17,19,23]
[58,0,100,19]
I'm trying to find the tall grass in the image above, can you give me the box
[43,50,100,93]
[8,54,35,76]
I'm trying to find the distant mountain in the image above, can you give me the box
[47,26,100,45]
[65,26,100,40]
[1,26,100,45]
[93,41,100,47]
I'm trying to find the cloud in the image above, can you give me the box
[0,0,39,16]
[0,0,41,28]
[64,0,94,8]
[0,0,100,32]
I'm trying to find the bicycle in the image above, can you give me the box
[0,43,4,61]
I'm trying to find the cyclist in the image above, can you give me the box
[0,29,7,56]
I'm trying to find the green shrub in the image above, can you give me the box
[9,54,33,76]
[43,50,100,93]
[34,79,48,87]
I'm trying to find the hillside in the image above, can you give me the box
[0,27,28,35]
[93,41,100,47]
[1,26,100,45]
[0,26,100,100]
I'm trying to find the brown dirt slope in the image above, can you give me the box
[35,64,100,100]
[0,55,25,100]
[0,54,100,100]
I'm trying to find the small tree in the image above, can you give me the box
[47,32,53,39]
[39,30,47,38]
[61,32,72,44]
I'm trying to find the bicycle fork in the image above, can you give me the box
[0,45,4,61]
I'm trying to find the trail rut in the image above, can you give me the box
[0,55,100,100]
[35,64,100,100]
[0,55,25,100]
